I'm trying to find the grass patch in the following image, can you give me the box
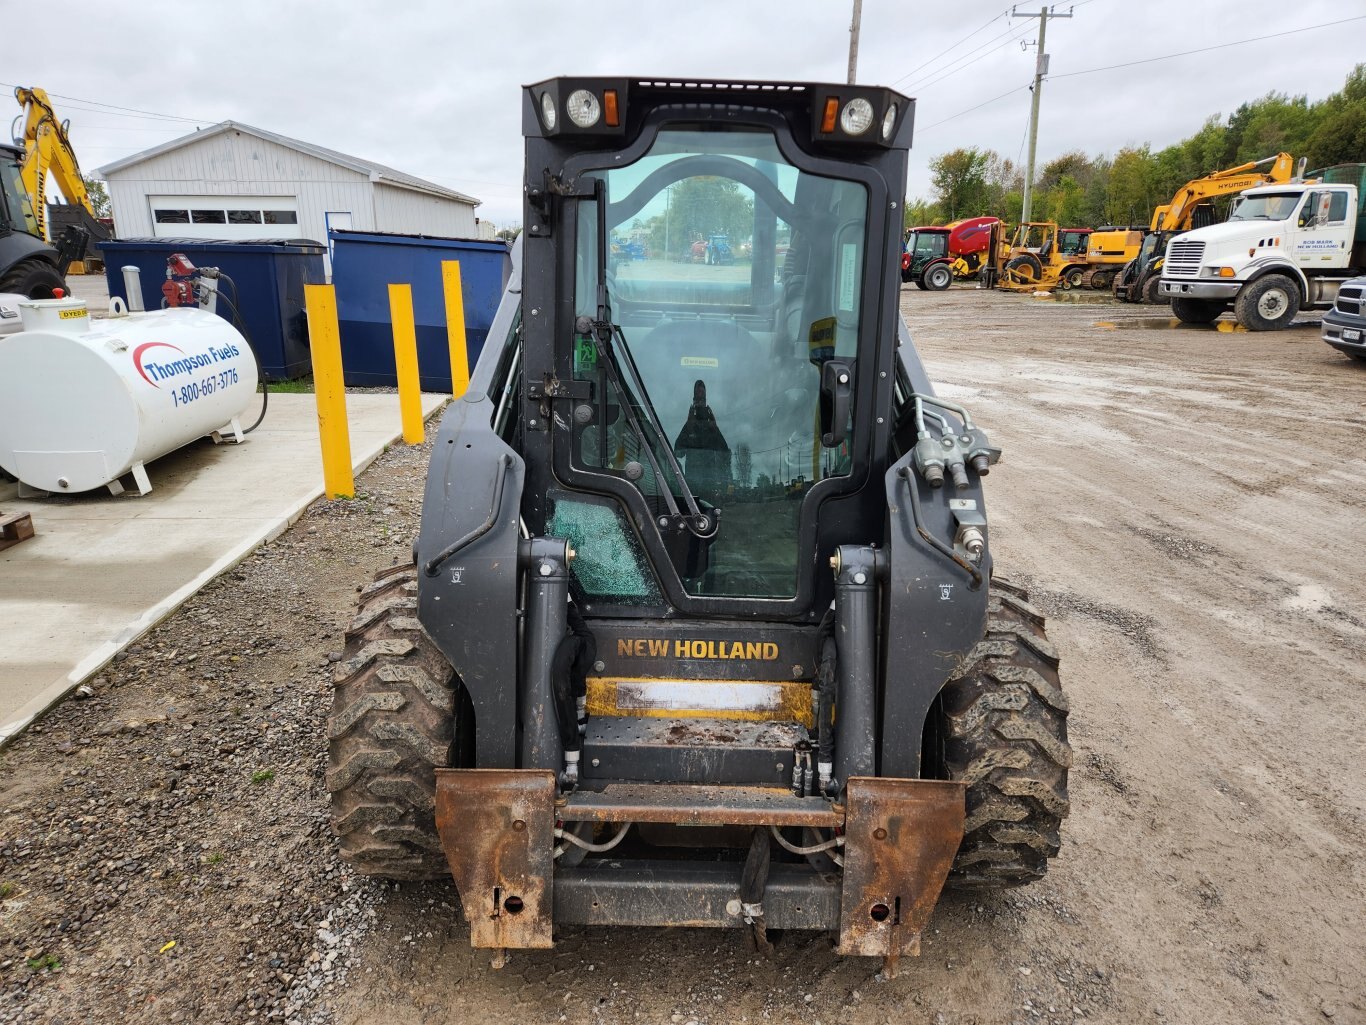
[27,954,59,972]
[250,768,276,785]
[263,376,314,394]
[205,852,225,865]
[0,881,15,899]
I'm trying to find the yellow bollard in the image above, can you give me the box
[388,283,424,445]
[442,259,470,399]
[304,284,355,499]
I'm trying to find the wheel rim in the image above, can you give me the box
[931,267,949,287]
[1257,287,1290,319]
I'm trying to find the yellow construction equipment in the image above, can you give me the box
[11,86,105,272]
[1114,152,1296,303]
[988,221,1091,291]
[1067,226,1143,291]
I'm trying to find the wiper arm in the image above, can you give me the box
[577,314,717,538]
[585,180,715,539]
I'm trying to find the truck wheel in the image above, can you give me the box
[939,579,1071,888]
[1170,297,1224,325]
[1142,274,1166,306]
[1062,267,1085,290]
[0,259,65,299]
[1234,274,1300,331]
[923,263,952,291]
[327,564,464,880]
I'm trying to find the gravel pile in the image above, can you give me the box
[0,437,434,1024]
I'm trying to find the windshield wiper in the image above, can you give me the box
[581,182,717,540]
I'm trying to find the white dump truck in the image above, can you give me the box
[1159,163,1366,331]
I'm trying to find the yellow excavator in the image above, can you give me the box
[10,86,107,274]
[1113,152,1296,303]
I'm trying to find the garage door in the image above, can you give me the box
[149,195,299,240]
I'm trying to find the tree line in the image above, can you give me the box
[908,64,1366,230]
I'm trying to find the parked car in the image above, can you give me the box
[1322,275,1366,362]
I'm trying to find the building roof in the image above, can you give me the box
[96,121,479,207]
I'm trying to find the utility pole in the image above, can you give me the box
[847,0,863,84]
[1012,4,1072,223]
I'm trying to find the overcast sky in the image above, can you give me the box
[6,0,1362,229]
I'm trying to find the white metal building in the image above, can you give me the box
[96,122,480,252]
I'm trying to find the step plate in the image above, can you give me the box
[582,716,808,787]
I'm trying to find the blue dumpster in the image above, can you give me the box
[98,237,326,380]
[329,230,510,392]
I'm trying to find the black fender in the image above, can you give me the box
[417,393,525,768]
[0,231,60,281]
[880,324,992,777]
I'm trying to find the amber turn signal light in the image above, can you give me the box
[821,97,839,134]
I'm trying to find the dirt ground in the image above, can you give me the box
[3,288,1364,1025]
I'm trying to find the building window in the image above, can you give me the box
[263,210,298,225]
[191,209,227,224]
[228,210,263,224]
[154,209,189,223]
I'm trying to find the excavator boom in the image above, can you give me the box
[1156,152,1295,231]
[13,87,94,241]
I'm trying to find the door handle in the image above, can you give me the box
[820,359,853,448]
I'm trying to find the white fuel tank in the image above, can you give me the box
[0,297,259,494]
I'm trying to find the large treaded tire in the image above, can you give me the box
[327,564,459,880]
[940,579,1071,888]
[0,259,65,299]
[1170,296,1224,325]
[1233,273,1300,331]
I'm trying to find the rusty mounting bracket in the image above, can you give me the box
[435,768,558,950]
[836,777,965,960]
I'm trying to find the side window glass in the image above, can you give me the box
[1327,191,1349,224]
[1298,192,1323,228]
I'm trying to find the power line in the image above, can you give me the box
[917,83,1031,134]
[898,19,1030,93]
[1051,15,1366,79]
[0,81,206,124]
[889,7,1010,88]
[909,20,1036,95]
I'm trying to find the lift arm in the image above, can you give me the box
[13,87,93,241]
[1153,152,1295,232]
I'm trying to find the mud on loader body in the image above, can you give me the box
[328,78,1072,969]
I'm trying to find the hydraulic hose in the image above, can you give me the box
[211,277,268,434]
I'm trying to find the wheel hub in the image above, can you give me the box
[1258,289,1289,319]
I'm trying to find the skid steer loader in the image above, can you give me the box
[328,77,1071,971]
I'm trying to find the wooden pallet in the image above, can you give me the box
[0,510,35,552]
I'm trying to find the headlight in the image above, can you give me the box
[566,90,602,129]
[881,104,898,141]
[540,92,557,131]
[840,98,874,136]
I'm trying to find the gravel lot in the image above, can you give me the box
[2,288,1363,1025]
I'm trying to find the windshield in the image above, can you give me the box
[1229,192,1300,222]
[910,232,947,258]
[1,155,39,237]
[572,126,869,600]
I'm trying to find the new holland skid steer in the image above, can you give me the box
[328,77,1071,970]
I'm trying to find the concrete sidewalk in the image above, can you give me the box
[0,391,446,743]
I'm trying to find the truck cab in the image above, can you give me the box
[1159,166,1366,330]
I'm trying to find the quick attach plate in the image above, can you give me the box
[434,768,557,949]
[837,777,965,960]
